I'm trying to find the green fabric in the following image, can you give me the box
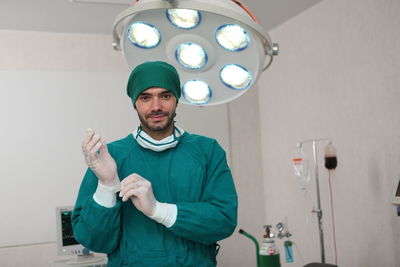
[126,61,181,105]
[72,132,238,267]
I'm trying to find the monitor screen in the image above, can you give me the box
[61,209,79,246]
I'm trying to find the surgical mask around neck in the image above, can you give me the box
[133,126,184,152]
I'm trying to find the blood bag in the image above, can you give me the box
[324,144,338,170]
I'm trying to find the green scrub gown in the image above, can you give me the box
[72,132,238,267]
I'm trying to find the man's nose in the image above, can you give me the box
[150,97,162,110]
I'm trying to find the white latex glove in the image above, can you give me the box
[119,174,157,217]
[81,128,118,186]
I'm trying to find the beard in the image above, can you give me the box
[138,109,175,133]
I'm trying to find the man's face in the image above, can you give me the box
[135,87,177,136]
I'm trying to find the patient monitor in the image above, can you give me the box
[55,206,107,266]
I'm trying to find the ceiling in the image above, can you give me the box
[0,0,321,34]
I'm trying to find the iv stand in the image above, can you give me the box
[297,138,331,264]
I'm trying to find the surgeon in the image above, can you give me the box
[72,61,238,267]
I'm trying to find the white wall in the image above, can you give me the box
[0,71,134,247]
[258,0,400,266]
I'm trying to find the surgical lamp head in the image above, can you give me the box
[113,0,279,106]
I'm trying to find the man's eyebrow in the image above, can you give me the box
[139,92,151,96]
[139,90,171,96]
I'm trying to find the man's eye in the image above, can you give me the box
[161,94,172,99]
[140,95,150,101]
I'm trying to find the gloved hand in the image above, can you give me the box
[119,173,157,217]
[81,128,118,186]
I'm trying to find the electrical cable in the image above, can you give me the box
[231,0,259,23]
[328,170,338,265]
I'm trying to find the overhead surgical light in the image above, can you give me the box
[215,24,250,52]
[182,80,212,105]
[176,42,207,69]
[220,64,252,90]
[113,0,279,106]
[167,8,201,29]
[127,22,161,48]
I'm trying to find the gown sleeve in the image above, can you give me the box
[71,168,122,253]
[168,140,238,245]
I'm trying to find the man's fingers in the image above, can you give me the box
[121,188,140,202]
[87,134,101,150]
[119,179,150,199]
[121,173,143,186]
[99,139,109,153]
[120,176,143,194]
[121,186,148,202]
[119,182,134,197]
[120,180,142,196]
[120,176,136,188]
[81,130,102,166]
[89,141,102,156]
[82,128,95,150]
[82,131,100,155]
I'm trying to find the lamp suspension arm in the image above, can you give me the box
[263,53,274,71]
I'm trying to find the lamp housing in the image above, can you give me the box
[113,0,278,106]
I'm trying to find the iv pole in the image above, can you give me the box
[297,138,331,264]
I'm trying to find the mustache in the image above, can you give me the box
[145,110,169,118]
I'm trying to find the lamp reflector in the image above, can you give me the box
[215,24,250,51]
[220,64,252,90]
[127,22,161,48]
[182,80,212,104]
[176,43,207,70]
[167,9,201,29]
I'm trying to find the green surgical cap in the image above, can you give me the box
[126,61,181,105]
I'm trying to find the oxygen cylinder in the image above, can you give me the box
[259,226,281,267]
